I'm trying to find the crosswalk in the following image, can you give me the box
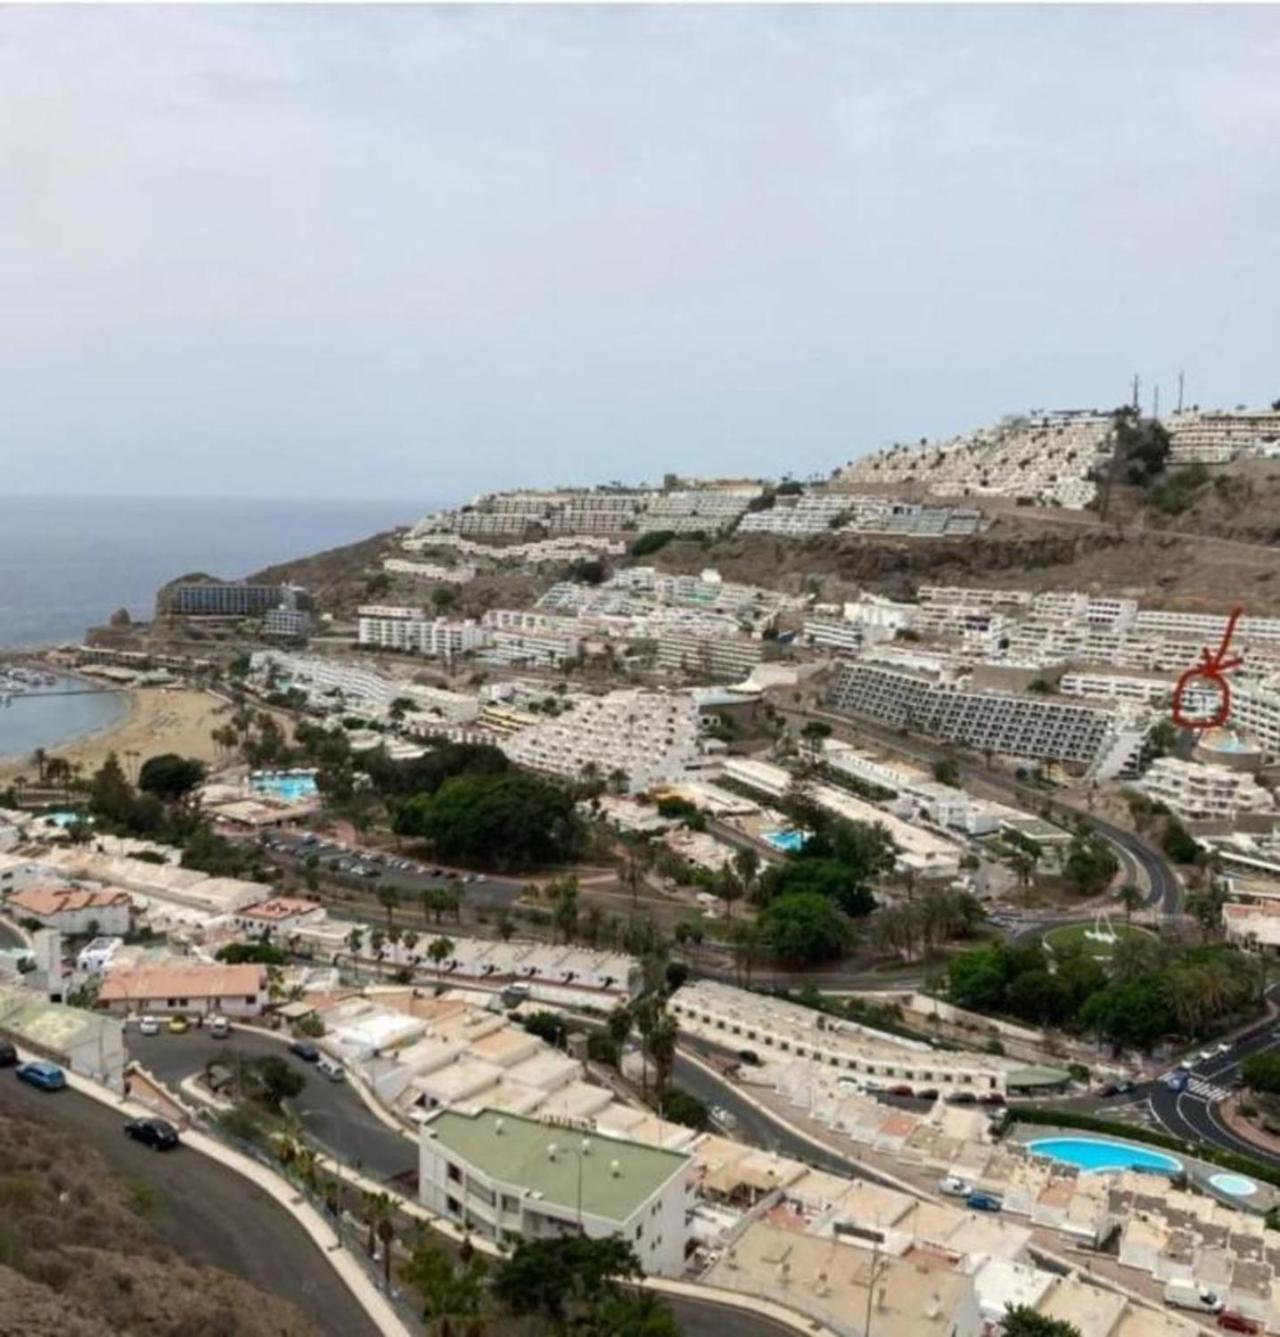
[1184,1075,1231,1103]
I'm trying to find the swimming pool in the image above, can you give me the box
[1027,1137,1183,1176]
[763,828,807,854]
[44,810,90,829]
[250,771,319,803]
[1209,1172,1258,1197]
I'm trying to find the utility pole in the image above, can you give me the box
[1177,369,1186,415]
[1152,384,1160,421]
[1131,373,1141,412]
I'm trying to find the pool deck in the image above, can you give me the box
[1009,1123,1278,1216]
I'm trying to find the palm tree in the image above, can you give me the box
[427,936,454,973]
[30,747,47,786]
[732,846,760,904]
[402,930,419,962]
[1118,883,1144,932]
[378,885,399,931]
[648,1011,678,1103]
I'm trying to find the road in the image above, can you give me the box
[1144,1011,1280,1171]
[0,1074,380,1337]
[127,1027,419,1184]
[787,703,1183,917]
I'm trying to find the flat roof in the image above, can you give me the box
[426,1106,690,1224]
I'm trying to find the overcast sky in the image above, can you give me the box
[3,6,1278,503]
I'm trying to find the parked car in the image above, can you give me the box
[709,1105,737,1130]
[978,1093,1006,1106]
[1115,1079,1136,1094]
[138,1015,161,1036]
[289,1039,320,1062]
[167,1015,191,1035]
[886,1084,914,1097]
[0,1040,17,1068]
[1215,1042,1234,1057]
[965,1191,1002,1213]
[938,1176,972,1197]
[946,1091,978,1105]
[1165,1070,1190,1093]
[915,1088,940,1102]
[1097,1081,1119,1097]
[124,1117,180,1151]
[1198,1048,1216,1064]
[317,1057,345,1082]
[15,1060,66,1092]
[1217,1311,1261,1334]
[208,1015,230,1039]
[736,1049,761,1066]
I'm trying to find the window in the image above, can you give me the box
[635,1223,643,1240]
[447,1162,462,1184]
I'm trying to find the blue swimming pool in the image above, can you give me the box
[1027,1137,1183,1176]
[45,810,89,829]
[763,828,807,853]
[251,771,318,802]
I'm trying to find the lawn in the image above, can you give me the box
[1042,920,1153,964]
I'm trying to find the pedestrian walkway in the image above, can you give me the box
[1185,1075,1231,1103]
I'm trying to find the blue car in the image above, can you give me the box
[15,1060,67,1092]
[1164,1070,1190,1093]
[965,1191,1002,1213]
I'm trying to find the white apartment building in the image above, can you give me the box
[803,617,863,656]
[420,1107,693,1275]
[483,629,583,670]
[655,630,763,681]
[356,607,491,659]
[837,411,1113,509]
[501,689,704,793]
[737,493,850,535]
[382,558,477,583]
[671,979,1010,1095]
[827,662,1141,774]
[1165,408,1280,465]
[250,649,397,710]
[1141,758,1274,823]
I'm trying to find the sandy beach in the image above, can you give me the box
[0,686,230,783]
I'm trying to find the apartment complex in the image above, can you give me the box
[655,629,763,681]
[672,979,1009,1095]
[835,410,1114,509]
[1164,407,1280,465]
[827,662,1141,773]
[356,606,491,658]
[1141,757,1274,823]
[420,1107,693,1275]
[501,689,705,793]
[737,493,849,535]
[263,606,311,639]
[168,581,308,618]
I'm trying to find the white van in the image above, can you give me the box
[317,1056,345,1082]
[1163,1279,1221,1313]
[208,1015,230,1038]
[138,1015,161,1036]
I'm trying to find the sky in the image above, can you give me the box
[3,5,1279,503]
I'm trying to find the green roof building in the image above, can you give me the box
[420,1106,693,1276]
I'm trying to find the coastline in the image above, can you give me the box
[0,685,227,783]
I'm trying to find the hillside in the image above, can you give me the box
[0,1101,314,1337]
[244,528,405,614]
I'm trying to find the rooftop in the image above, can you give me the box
[425,1106,690,1223]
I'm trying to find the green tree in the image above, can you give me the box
[90,752,136,826]
[758,892,849,965]
[394,772,583,869]
[403,1239,488,1335]
[659,1087,710,1131]
[932,755,960,786]
[1162,820,1200,865]
[138,753,206,802]
[492,1236,643,1326]
[1002,1306,1083,1337]
[550,875,581,945]
[250,1055,305,1109]
[426,936,454,971]
[1243,1054,1280,1094]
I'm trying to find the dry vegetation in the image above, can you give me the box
[0,1103,314,1337]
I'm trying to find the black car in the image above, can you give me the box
[289,1039,320,1062]
[0,1040,17,1068]
[736,1049,761,1066]
[124,1117,180,1150]
[946,1091,978,1105]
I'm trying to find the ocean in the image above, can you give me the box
[0,493,427,760]
[0,494,423,649]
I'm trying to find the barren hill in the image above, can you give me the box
[0,1101,315,1337]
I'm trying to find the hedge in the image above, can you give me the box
[1007,1106,1280,1192]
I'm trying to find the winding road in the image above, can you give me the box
[0,1073,380,1337]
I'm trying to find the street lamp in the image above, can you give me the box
[547,1137,593,1234]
